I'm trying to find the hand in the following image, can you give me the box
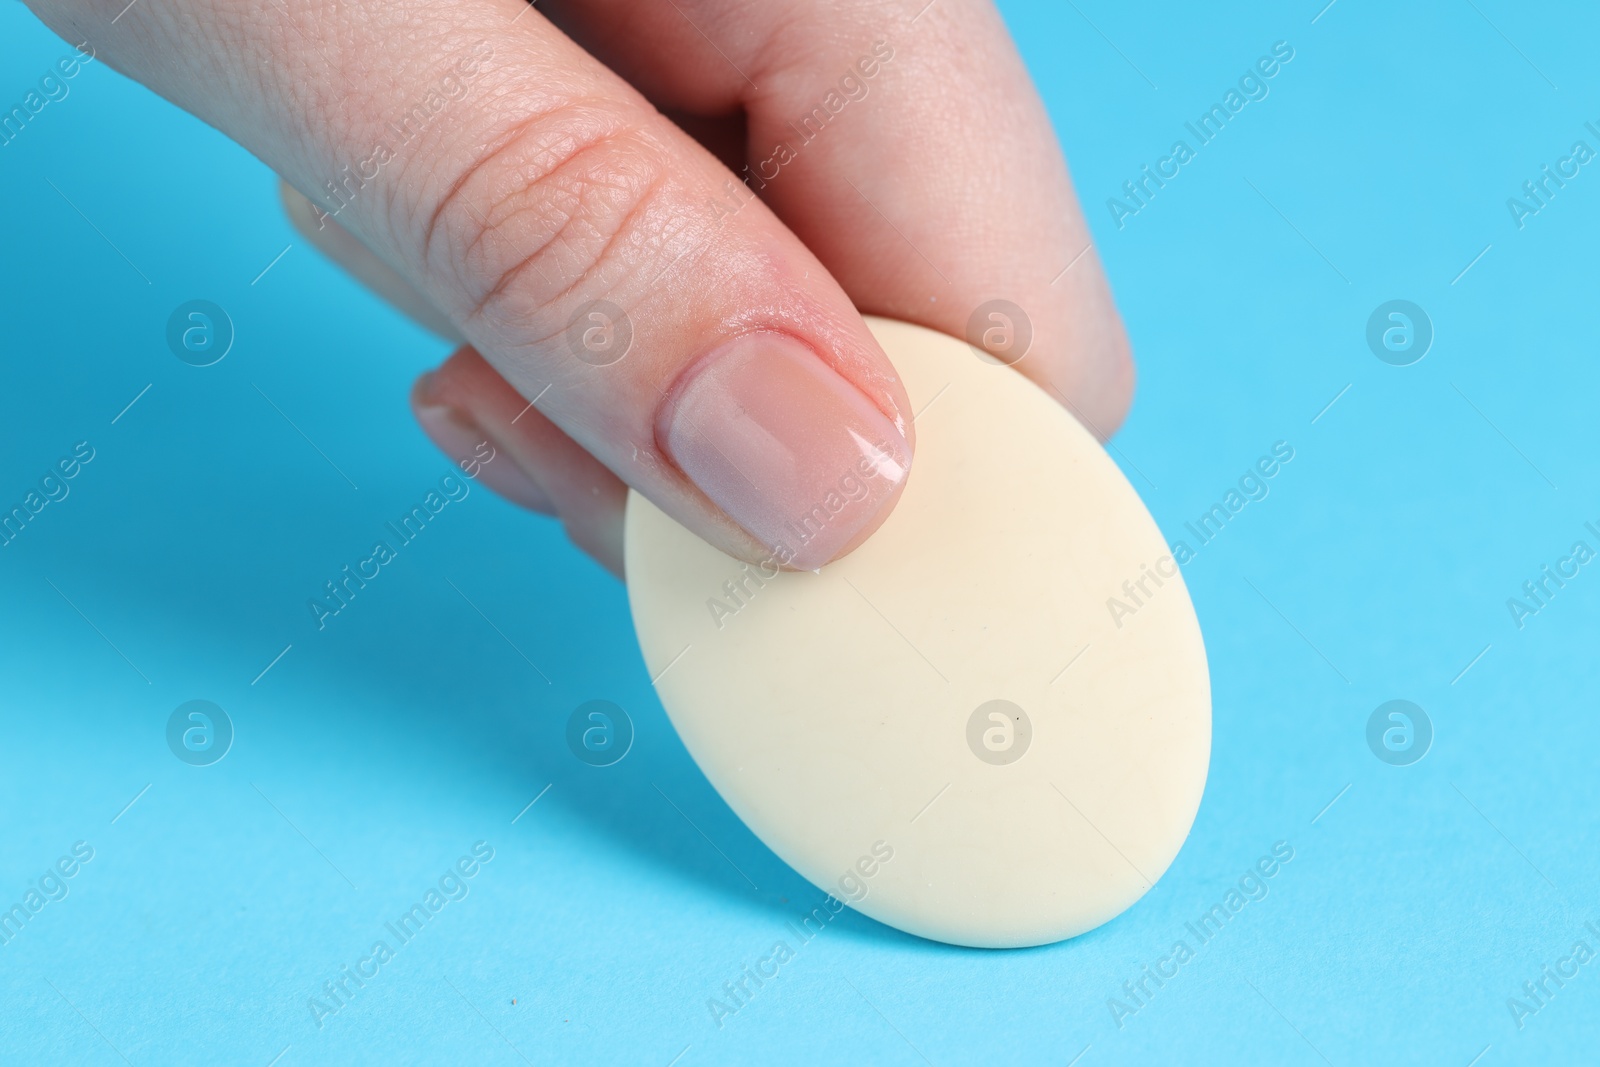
[30,0,1132,576]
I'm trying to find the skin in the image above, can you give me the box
[27,0,1132,577]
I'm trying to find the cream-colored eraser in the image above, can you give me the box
[625,317,1210,948]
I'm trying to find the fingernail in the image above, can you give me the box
[412,377,556,515]
[658,333,911,569]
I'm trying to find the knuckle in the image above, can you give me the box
[422,102,678,334]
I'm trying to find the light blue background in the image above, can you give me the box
[2,1,1596,1063]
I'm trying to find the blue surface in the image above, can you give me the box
[2,1,1596,1063]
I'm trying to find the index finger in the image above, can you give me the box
[541,0,1135,438]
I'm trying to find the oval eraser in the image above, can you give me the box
[624,316,1210,948]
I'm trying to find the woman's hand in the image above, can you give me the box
[29,0,1132,575]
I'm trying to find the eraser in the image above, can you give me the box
[625,316,1210,948]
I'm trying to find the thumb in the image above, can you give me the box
[40,0,914,568]
[390,23,915,568]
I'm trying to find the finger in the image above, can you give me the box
[539,0,1134,437]
[281,180,465,344]
[283,177,605,561]
[410,372,557,517]
[41,0,914,569]
[412,348,627,578]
